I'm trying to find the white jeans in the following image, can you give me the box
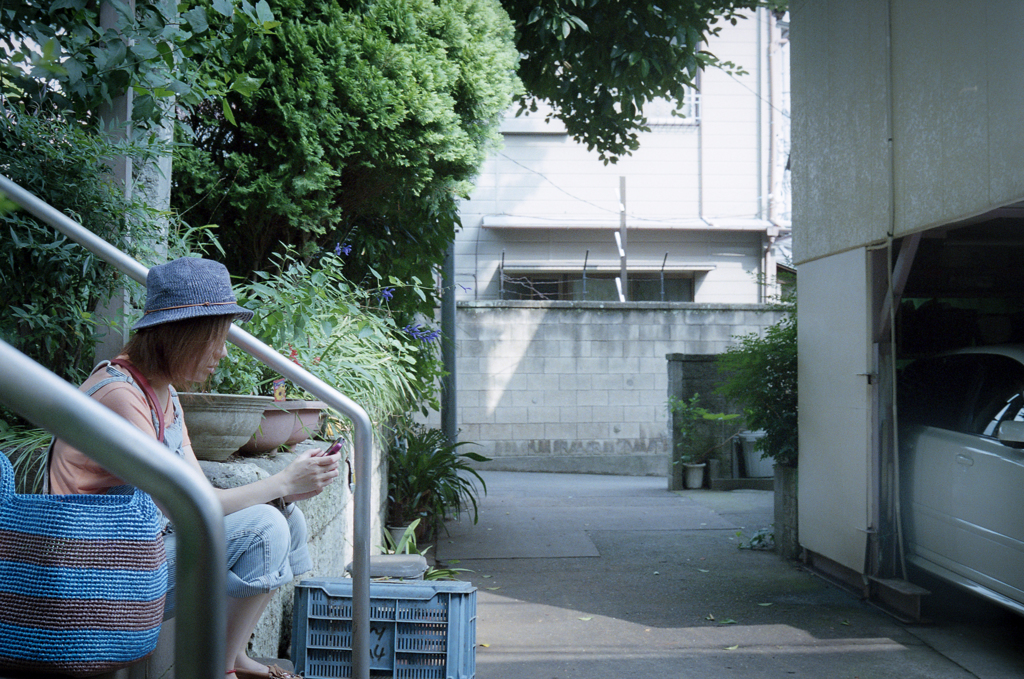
[162,503,312,616]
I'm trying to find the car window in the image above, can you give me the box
[973,355,1024,437]
[899,355,982,432]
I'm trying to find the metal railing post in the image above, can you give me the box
[225,327,373,678]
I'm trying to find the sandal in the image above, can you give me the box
[234,665,302,679]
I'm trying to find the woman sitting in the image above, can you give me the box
[48,257,340,679]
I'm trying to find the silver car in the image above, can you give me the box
[899,346,1024,614]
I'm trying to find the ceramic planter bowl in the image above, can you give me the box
[239,400,327,455]
[178,393,274,461]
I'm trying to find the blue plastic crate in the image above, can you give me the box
[293,578,477,679]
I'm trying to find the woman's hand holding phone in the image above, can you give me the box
[312,437,345,457]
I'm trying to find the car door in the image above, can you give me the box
[951,354,1024,604]
[899,354,983,578]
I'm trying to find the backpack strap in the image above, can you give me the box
[109,359,166,443]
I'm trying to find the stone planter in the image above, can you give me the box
[739,430,774,478]
[238,400,327,455]
[178,392,273,461]
[683,462,706,489]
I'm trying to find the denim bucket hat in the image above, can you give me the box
[133,257,254,331]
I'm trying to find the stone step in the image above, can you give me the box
[869,576,932,623]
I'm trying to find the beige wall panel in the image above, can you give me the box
[890,0,1024,234]
[891,0,990,231]
[986,1,1024,201]
[798,249,872,572]
[795,0,1024,260]
[791,0,892,264]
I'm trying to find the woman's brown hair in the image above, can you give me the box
[122,315,233,388]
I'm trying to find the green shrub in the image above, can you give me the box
[208,249,438,422]
[172,0,521,319]
[387,424,490,539]
[0,108,162,392]
[0,423,52,494]
[717,309,798,467]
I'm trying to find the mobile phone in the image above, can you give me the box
[315,436,345,457]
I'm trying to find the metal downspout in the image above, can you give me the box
[441,242,458,444]
[757,7,764,223]
[0,174,374,679]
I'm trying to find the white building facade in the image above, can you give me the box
[443,9,791,475]
[454,8,791,305]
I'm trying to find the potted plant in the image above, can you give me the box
[380,519,472,581]
[386,423,490,541]
[189,249,422,458]
[668,393,740,489]
[236,398,327,455]
[176,391,275,461]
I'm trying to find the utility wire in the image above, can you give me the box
[496,152,790,226]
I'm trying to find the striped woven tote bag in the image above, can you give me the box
[0,453,168,677]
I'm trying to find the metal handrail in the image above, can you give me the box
[0,175,374,679]
[0,341,226,679]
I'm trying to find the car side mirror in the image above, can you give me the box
[997,421,1024,448]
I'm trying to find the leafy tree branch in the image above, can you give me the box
[1,0,277,130]
[506,0,786,162]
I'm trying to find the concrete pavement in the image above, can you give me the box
[435,471,1024,679]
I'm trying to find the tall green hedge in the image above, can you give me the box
[0,110,160,388]
[173,0,522,317]
[717,308,798,467]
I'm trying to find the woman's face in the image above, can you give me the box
[188,337,229,384]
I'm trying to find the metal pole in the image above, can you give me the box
[582,250,589,300]
[0,174,375,679]
[619,176,627,300]
[660,253,668,302]
[440,242,457,444]
[614,232,626,303]
[93,0,136,363]
[499,250,505,300]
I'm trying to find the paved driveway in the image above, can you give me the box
[436,471,1024,679]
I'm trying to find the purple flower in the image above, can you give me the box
[335,242,352,256]
[403,323,441,343]
[379,287,394,303]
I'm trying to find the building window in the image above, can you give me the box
[501,272,695,302]
[645,92,701,128]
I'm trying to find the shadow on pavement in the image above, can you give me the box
[434,471,1024,679]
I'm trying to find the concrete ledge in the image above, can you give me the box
[710,477,774,491]
[477,454,667,477]
[459,300,781,312]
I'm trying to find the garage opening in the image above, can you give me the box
[883,202,1024,618]
[897,208,1024,357]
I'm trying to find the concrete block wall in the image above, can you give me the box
[451,301,784,476]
